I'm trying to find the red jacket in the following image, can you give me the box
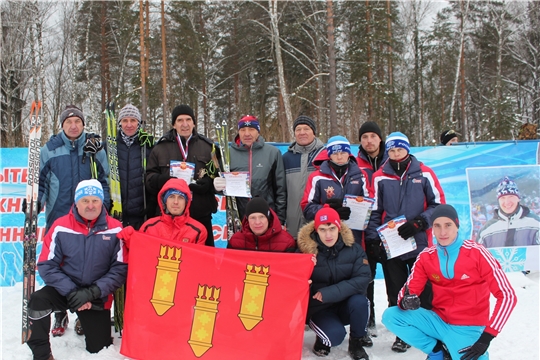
[399,239,517,336]
[139,178,207,245]
[228,208,296,252]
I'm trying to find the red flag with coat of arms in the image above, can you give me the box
[120,231,314,360]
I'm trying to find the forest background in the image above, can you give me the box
[1,0,539,147]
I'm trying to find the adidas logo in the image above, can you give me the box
[460,274,470,280]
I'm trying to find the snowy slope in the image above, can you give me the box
[2,274,538,360]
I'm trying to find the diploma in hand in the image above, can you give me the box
[376,215,417,259]
[170,161,195,185]
[342,195,375,230]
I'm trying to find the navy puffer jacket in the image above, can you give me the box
[297,221,371,320]
[117,133,153,229]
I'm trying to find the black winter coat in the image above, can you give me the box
[145,129,219,220]
[297,221,371,320]
[117,134,153,229]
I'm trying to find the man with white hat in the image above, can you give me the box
[365,132,445,353]
[26,180,126,360]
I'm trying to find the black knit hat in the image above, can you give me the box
[171,105,196,126]
[440,129,459,145]
[60,105,85,126]
[358,121,382,141]
[245,197,270,220]
[431,204,460,228]
[293,115,316,134]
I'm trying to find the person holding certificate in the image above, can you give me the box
[365,132,445,353]
[301,135,373,347]
[382,205,516,360]
[145,105,219,247]
[228,115,287,224]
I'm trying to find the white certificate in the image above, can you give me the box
[377,215,417,259]
[170,161,195,185]
[343,195,375,230]
[221,172,251,198]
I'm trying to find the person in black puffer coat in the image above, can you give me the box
[116,104,154,230]
[297,205,372,360]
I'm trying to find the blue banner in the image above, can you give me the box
[1,141,539,286]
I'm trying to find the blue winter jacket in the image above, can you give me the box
[37,205,127,308]
[38,131,110,230]
[365,155,445,260]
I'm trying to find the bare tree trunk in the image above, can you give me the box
[366,0,373,121]
[269,0,293,140]
[450,0,469,136]
[326,0,338,136]
[84,2,95,125]
[199,6,208,137]
[139,0,148,123]
[386,0,394,133]
[100,1,111,134]
[161,0,168,135]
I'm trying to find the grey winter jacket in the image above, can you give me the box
[282,138,325,238]
[230,135,287,224]
[477,205,540,248]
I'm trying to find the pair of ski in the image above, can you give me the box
[105,102,125,334]
[215,120,242,238]
[21,101,43,343]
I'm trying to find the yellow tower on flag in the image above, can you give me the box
[238,264,270,330]
[188,285,221,357]
[150,245,182,316]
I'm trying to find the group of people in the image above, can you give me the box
[25,102,518,360]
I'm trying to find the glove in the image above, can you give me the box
[67,285,101,313]
[138,129,154,147]
[397,216,427,240]
[400,285,421,310]
[22,198,42,214]
[365,239,382,259]
[325,198,343,210]
[83,136,103,155]
[335,206,351,220]
[189,176,212,194]
[458,332,494,360]
[214,177,227,192]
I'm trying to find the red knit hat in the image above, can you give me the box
[314,204,341,230]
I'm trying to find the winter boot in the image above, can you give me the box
[75,318,84,335]
[313,336,331,357]
[359,334,373,347]
[391,337,411,353]
[51,312,69,337]
[348,336,370,360]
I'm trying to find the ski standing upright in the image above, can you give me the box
[22,101,42,343]
[105,101,125,334]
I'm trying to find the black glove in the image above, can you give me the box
[458,332,494,360]
[83,136,103,155]
[397,216,428,240]
[335,206,351,220]
[365,239,382,259]
[67,285,101,313]
[138,129,154,147]
[325,198,343,210]
[189,176,212,194]
[22,198,41,214]
[400,285,421,310]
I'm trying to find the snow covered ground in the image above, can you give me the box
[2,273,538,360]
